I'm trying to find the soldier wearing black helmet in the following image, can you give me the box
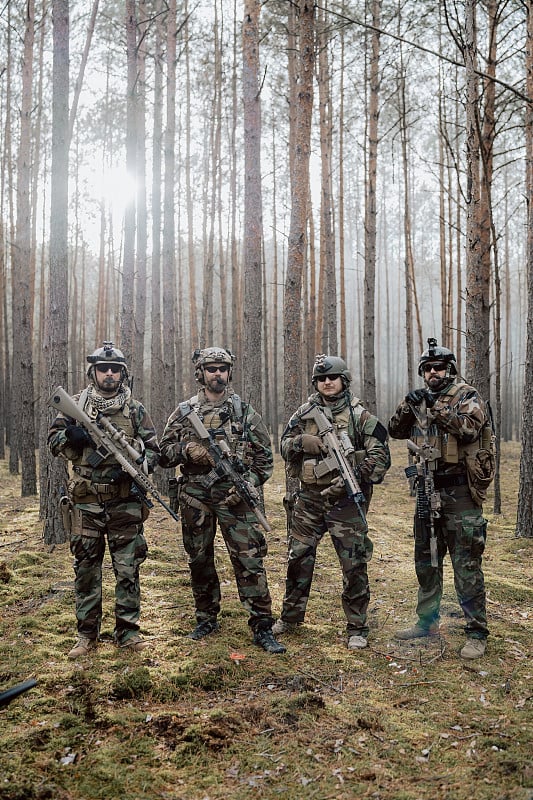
[388,338,494,659]
[273,354,391,650]
[159,346,286,655]
[48,342,160,659]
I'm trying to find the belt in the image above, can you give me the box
[433,473,468,489]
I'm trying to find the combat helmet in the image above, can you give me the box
[312,354,351,388]
[417,337,457,377]
[192,346,235,384]
[87,341,129,381]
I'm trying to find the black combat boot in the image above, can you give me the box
[253,627,287,654]
[188,619,220,640]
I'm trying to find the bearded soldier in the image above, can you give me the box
[48,342,160,658]
[388,338,494,659]
[273,355,391,650]
[159,346,286,654]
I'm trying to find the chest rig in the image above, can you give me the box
[179,393,250,464]
[69,391,139,472]
[410,382,492,470]
[298,400,365,485]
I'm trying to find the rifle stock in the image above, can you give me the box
[180,406,271,532]
[48,386,179,522]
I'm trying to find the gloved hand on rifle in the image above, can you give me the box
[299,433,326,455]
[225,486,242,507]
[185,441,215,465]
[405,388,436,408]
[321,475,345,499]
[64,425,94,452]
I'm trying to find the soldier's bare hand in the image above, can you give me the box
[299,434,326,455]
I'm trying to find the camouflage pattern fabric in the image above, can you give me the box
[48,386,160,645]
[160,387,275,631]
[412,485,488,638]
[280,489,372,636]
[180,490,273,627]
[69,500,148,643]
[388,379,489,640]
[280,390,390,635]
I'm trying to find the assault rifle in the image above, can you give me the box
[179,405,271,532]
[405,439,441,568]
[0,678,37,708]
[298,404,367,525]
[48,386,179,522]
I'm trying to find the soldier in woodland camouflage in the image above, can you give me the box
[159,347,286,654]
[273,355,391,650]
[388,338,494,659]
[48,342,160,658]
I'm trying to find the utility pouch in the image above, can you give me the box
[354,449,366,465]
[465,448,495,505]
[441,433,459,463]
[168,475,184,514]
[302,458,318,483]
[59,494,72,534]
[68,477,97,503]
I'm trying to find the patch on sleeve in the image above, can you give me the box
[372,421,388,444]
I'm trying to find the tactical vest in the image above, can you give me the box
[410,382,495,504]
[67,394,139,472]
[297,399,366,486]
[179,393,252,465]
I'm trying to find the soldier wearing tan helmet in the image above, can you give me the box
[159,346,286,654]
[48,341,160,658]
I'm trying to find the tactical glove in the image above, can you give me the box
[64,425,94,451]
[225,487,242,507]
[185,442,214,465]
[405,388,435,408]
[299,433,326,455]
[321,475,345,499]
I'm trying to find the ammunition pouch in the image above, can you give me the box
[59,495,73,534]
[464,448,495,505]
[168,475,184,514]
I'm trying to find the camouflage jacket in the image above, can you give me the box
[159,387,273,488]
[48,388,160,482]
[281,390,391,487]
[388,381,489,473]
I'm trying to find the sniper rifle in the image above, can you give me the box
[48,386,179,522]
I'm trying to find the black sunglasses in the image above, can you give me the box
[423,362,447,372]
[204,364,229,374]
[96,364,121,374]
[316,374,341,382]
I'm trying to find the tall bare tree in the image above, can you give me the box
[11,0,37,494]
[284,0,315,421]
[242,0,264,409]
[41,0,70,543]
[121,0,138,363]
[516,0,533,538]
[362,0,381,413]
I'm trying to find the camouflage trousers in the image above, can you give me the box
[180,486,273,630]
[413,484,488,638]
[280,489,372,636]
[69,498,148,645]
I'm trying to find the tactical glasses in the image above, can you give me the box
[204,364,229,374]
[316,374,341,382]
[95,364,122,374]
[423,362,447,372]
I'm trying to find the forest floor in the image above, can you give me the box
[0,440,531,800]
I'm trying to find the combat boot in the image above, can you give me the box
[254,628,287,654]
[119,635,150,652]
[347,634,368,649]
[271,618,299,636]
[188,619,220,640]
[68,637,97,659]
[395,622,439,640]
[460,638,486,659]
